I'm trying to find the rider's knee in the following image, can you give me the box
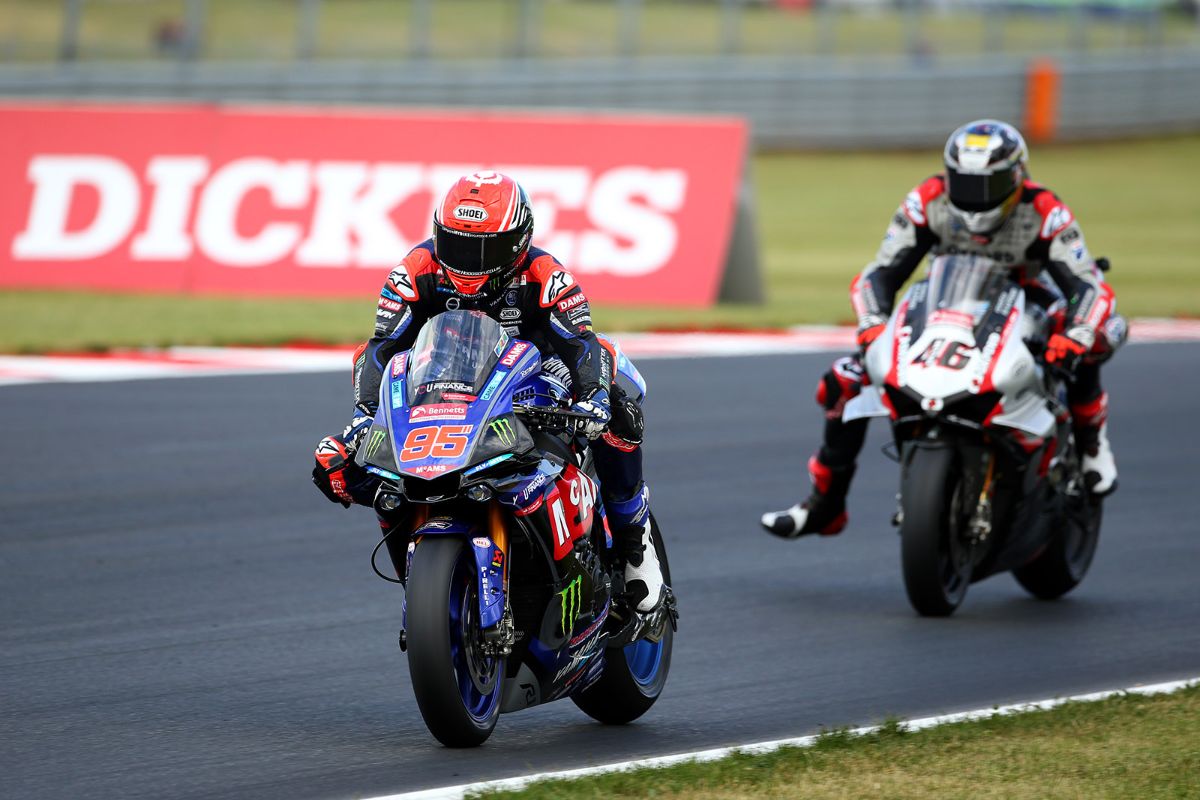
[815,356,865,415]
[603,391,644,452]
[1086,313,1127,366]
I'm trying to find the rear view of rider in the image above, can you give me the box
[762,119,1125,539]
[311,171,666,615]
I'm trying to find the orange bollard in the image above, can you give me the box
[1025,58,1061,144]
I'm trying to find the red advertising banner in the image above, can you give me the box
[0,103,747,306]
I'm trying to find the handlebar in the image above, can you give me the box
[513,404,590,433]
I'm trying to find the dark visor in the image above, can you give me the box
[434,223,524,277]
[946,166,1018,213]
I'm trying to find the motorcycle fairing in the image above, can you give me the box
[410,516,507,631]
[598,333,648,402]
[359,333,541,481]
[860,259,1053,438]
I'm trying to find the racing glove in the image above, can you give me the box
[571,387,612,440]
[1044,331,1090,373]
[311,410,373,507]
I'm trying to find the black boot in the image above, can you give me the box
[761,456,855,539]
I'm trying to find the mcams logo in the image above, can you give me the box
[11,156,687,276]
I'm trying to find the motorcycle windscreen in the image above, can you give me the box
[406,310,508,406]
[921,254,1009,333]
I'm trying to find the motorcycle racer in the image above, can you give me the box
[312,171,666,614]
[762,120,1125,540]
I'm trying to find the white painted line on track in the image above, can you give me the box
[1,318,1197,387]
[374,676,1198,800]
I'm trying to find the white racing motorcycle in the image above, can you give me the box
[847,254,1102,616]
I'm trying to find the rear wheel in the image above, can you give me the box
[406,536,503,747]
[572,518,673,724]
[900,445,973,617]
[1014,494,1102,599]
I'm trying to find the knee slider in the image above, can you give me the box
[1086,314,1127,365]
[605,393,644,448]
[816,356,865,412]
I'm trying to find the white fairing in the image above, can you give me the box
[855,279,1055,437]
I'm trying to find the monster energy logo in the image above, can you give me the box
[490,418,517,448]
[364,430,385,459]
[559,575,582,637]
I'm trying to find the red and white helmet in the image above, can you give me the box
[433,171,534,297]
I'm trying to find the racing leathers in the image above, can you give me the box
[761,176,1124,539]
[313,240,664,612]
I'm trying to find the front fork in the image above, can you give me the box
[398,502,514,657]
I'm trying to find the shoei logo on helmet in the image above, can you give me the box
[453,205,488,222]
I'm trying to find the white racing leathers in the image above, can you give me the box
[851,175,1114,348]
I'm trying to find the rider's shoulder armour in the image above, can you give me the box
[1028,185,1076,241]
[525,248,580,308]
[902,174,946,227]
[386,241,440,304]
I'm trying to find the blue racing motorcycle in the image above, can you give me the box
[356,309,676,747]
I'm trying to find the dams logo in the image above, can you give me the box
[364,429,386,459]
[490,418,517,447]
[559,574,583,637]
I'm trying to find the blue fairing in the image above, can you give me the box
[413,517,505,631]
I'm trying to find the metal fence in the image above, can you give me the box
[3,49,1198,148]
[7,0,1197,64]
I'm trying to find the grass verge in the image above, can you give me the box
[2,135,1197,352]
[479,683,1200,800]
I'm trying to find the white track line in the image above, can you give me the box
[375,676,1198,800]
[1,319,1197,387]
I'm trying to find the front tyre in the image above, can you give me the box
[572,517,673,724]
[406,536,503,747]
[900,445,972,617]
[1014,495,1102,600]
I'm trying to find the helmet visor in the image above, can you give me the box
[946,166,1019,213]
[434,222,526,278]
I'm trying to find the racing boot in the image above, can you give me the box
[609,484,665,613]
[761,455,855,539]
[1071,393,1117,496]
[1075,422,1118,496]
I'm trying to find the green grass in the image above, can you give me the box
[2,0,1196,62]
[2,135,1198,352]
[479,684,1200,800]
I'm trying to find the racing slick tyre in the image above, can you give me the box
[572,516,673,725]
[900,445,973,617]
[1014,495,1102,600]
[406,536,504,747]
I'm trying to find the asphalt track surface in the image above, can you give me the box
[2,344,1198,800]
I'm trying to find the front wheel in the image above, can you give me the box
[900,445,973,617]
[406,536,503,747]
[1014,494,1102,600]
[572,517,673,724]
